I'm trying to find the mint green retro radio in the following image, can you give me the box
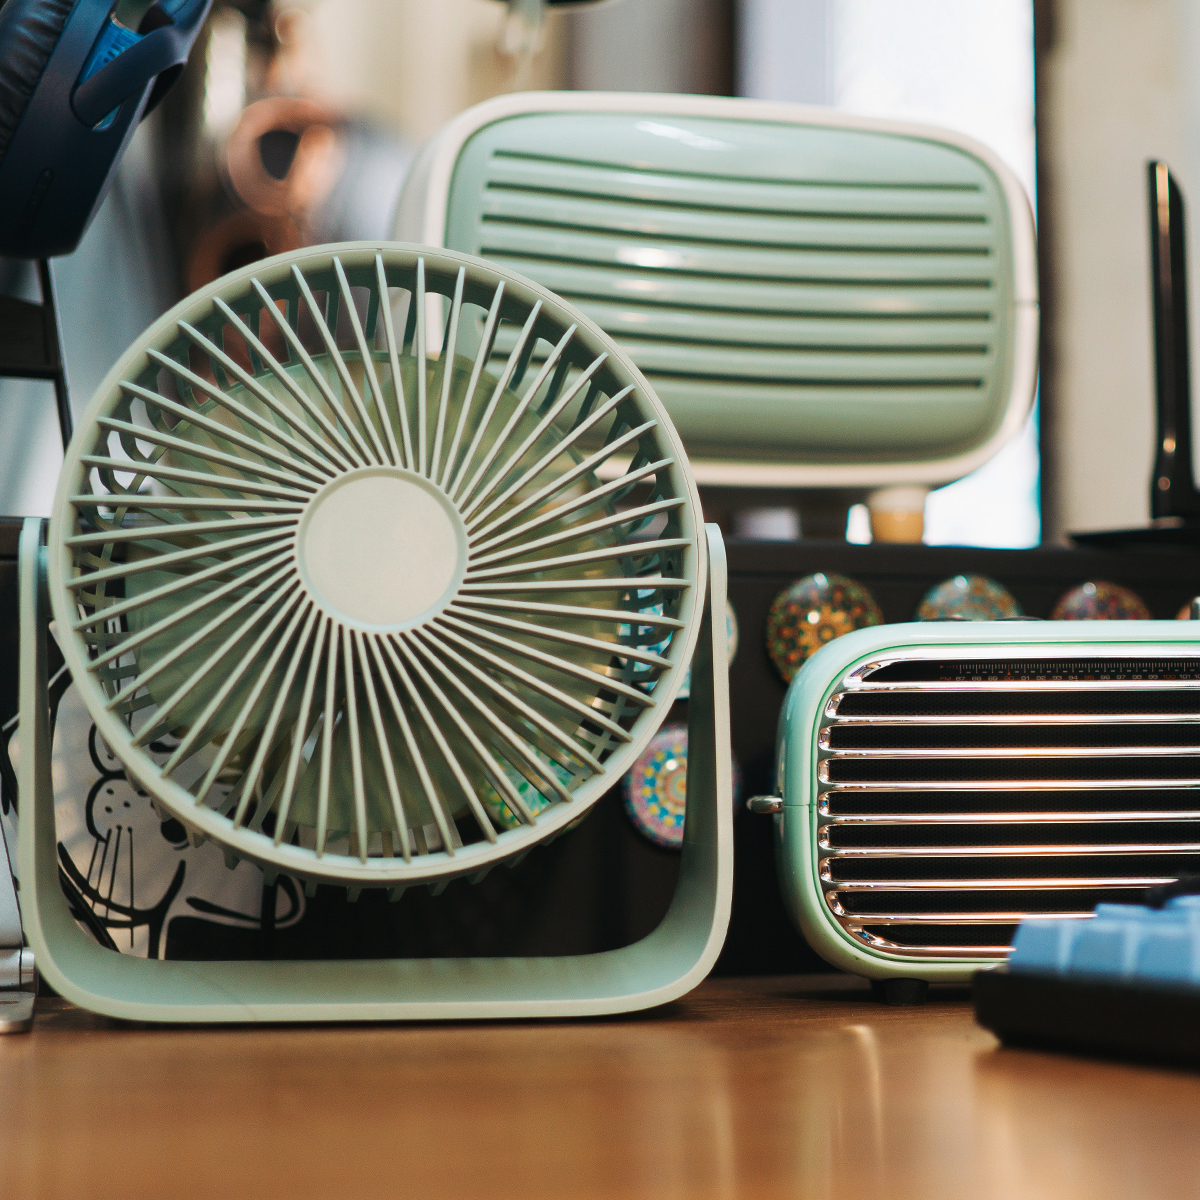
[754,621,1200,996]
[394,91,1038,534]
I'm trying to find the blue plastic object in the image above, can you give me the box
[1010,899,1200,987]
[976,898,1200,1066]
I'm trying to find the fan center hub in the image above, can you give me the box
[297,467,467,630]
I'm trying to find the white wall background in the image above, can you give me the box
[305,0,568,144]
[1038,0,1186,540]
[739,0,1040,548]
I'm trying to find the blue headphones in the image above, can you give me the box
[0,0,211,259]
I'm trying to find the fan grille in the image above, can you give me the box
[50,244,704,886]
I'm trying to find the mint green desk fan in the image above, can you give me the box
[17,243,732,1023]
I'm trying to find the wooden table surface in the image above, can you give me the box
[1,975,1198,1200]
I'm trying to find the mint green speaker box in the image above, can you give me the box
[766,620,1200,985]
[395,91,1038,495]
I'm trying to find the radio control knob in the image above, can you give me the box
[746,795,783,815]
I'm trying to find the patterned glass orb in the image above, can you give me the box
[622,724,741,850]
[765,573,884,684]
[1051,581,1151,620]
[916,574,1022,621]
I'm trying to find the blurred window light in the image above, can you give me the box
[738,0,1039,548]
[203,7,248,137]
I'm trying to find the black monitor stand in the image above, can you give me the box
[0,259,72,452]
[1074,162,1200,548]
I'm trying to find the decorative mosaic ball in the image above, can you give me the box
[765,573,883,684]
[916,574,1023,621]
[480,761,574,831]
[1051,581,1151,621]
[678,600,740,701]
[622,723,741,850]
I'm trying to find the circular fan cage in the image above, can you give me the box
[48,243,705,891]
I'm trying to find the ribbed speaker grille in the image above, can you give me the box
[445,112,1018,463]
[817,657,1200,959]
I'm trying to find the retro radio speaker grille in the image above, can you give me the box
[771,625,1200,983]
[394,91,1038,490]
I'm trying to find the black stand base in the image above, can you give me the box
[974,968,1200,1068]
[871,978,929,1006]
[1071,518,1200,550]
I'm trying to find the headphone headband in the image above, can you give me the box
[0,0,212,258]
[72,0,209,126]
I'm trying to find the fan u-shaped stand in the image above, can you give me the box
[0,260,70,1034]
[17,517,732,1023]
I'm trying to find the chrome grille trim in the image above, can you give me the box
[821,778,1200,791]
[822,810,1200,823]
[823,844,1200,857]
[815,652,1200,960]
[826,714,1200,723]
[822,743,1200,756]
[853,931,1014,958]
[823,877,1174,890]
[832,912,1100,924]
[831,679,1200,697]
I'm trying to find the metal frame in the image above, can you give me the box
[0,807,33,1033]
[0,259,72,450]
[17,517,733,1023]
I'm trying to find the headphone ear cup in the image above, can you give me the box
[0,0,75,163]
